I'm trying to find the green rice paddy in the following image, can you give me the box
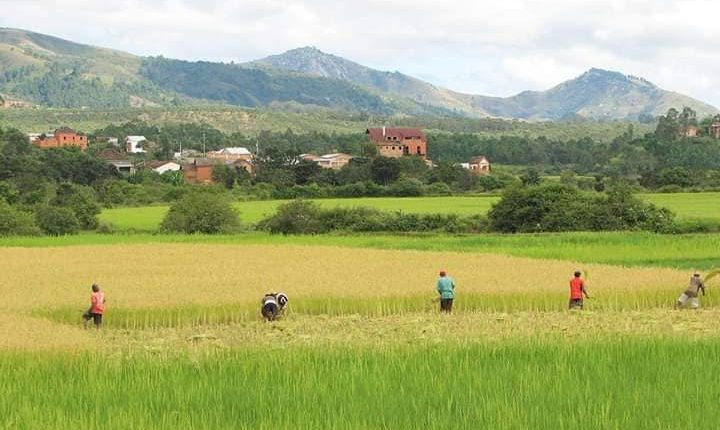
[2,340,719,429]
[98,192,720,232]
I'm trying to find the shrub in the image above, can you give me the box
[95,222,116,235]
[425,182,452,196]
[0,201,40,236]
[333,181,386,198]
[35,205,80,236]
[488,184,594,233]
[259,200,485,235]
[488,183,675,233]
[258,200,325,235]
[388,178,424,197]
[594,186,675,233]
[160,192,240,234]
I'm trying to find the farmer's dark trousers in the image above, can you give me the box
[440,298,453,313]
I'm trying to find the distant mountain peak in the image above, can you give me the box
[576,68,657,89]
[249,46,364,78]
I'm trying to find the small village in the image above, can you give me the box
[26,126,492,184]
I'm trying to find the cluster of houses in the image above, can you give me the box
[27,126,493,184]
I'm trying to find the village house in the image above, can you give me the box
[301,153,353,170]
[710,122,720,139]
[98,149,135,175]
[233,158,254,175]
[207,147,253,162]
[366,127,428,159]
[30,127,88,150]
[683,125,700,138]
[149,160,181,175]
[463,156,491,175]
[183,157,254,184]
[126,136,147,154]
[183,159,215,184]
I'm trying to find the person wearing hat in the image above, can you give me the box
[676,273,705,309]
[436,270,456,313]
[82,283,106,329]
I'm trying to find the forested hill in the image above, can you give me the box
[0,28,717,119]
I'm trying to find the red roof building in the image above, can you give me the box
[366,127,427,159]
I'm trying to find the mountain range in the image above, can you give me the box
[0,27,716,120]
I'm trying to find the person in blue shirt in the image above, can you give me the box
[436,270,455,313]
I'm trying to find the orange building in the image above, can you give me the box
[183,159,215,184]
[366,127,427,159]
[32,127,88,150]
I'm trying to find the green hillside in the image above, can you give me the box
[0,28,717,120]
[0,28,175,107]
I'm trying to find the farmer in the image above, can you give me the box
[436,270,455,313]
[676,273,705,310]
[261,292,289,321]
[569,271,590,309]
[82,283,106,329]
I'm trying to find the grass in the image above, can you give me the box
[98,193,720,232]
[98,196,499,230]
[2,340,720,429]
[1,231,718,270]
[643,192,720,221]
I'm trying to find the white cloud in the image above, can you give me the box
[1,0,720,105]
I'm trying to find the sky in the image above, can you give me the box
[1,0,719,105]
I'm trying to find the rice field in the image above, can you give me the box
[98,192,720,232]
[3,340,720,429]
[3,231,719,269]
[3,240,720,428]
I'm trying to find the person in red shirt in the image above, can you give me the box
[569,271,590,309]
[83,284,106,329]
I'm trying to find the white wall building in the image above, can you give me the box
[126,135,147,154]
[150,161,181,174]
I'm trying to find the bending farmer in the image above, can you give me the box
[676,273,705,310]
[569,271,590,309]
[261,292,289,321]
[436,270,455,313]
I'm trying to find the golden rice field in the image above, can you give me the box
[4,242,720,429]
[0,243,714,352]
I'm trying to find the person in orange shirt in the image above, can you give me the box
[569,271,590,309]
[82,284,106,329]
